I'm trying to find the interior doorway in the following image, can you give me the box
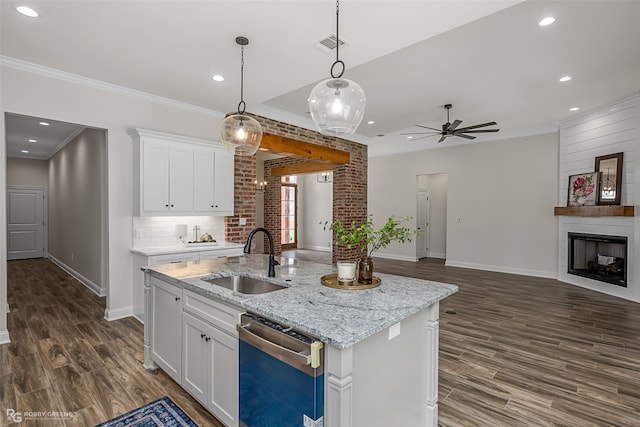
[416,173,448,260]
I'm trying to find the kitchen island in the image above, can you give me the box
[142,254,457,427]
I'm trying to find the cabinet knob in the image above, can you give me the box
[171,204,174,207]
[211,205,214,208]
[205,336,211,342]
[175,296,181,301]
[165,204,169,207]
[200,333,206,339]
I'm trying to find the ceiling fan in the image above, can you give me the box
[402,104,499,143]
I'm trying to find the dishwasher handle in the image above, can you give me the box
[238,323,323,376]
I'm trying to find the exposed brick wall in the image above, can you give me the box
[225,155,256,246]
[224,113,368,262]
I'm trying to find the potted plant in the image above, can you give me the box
[323,215,415,284]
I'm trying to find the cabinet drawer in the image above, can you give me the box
[149,252,199,266]
[183,290,241,336]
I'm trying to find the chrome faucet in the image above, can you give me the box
[243,227,280,277]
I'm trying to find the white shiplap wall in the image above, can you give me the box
[557,92,639,302]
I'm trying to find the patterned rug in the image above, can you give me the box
[95,396,197,427]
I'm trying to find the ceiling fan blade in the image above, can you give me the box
[461,129,500,133]
[414,124,443,132]
[447,119,462,132]
[400,131,440,136]
[453,133,476,140]
[438,135,448,143]
[455,121,497,132]
[405,135,437,142]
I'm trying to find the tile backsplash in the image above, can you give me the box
[133,216,225,248]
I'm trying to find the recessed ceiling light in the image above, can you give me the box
[17,6,38,17]
[28,139,37,143]
[367,120,375,125]
[570,107,580,111]
[559,76,572,82]
[406,136,413,139]
[39,121,50,126]
[21,150,29,153]
[539,16,555,26]
[212,75,224,82]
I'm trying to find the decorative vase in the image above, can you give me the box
[358,257,373,284]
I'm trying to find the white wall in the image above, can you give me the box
[7,157,48,186]
[557,93,639,302]
[369,133,559,277]
[48,128,105,293]
[298,173,333,251]
[0,63,224,329]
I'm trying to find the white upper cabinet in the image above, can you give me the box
[193,147,234,215]
[131,128,234,217]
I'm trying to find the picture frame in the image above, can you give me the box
[595,152,623,205]
[567,172,599,206]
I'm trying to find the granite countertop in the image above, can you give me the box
[144,254,458,349]
[131,242,244,256]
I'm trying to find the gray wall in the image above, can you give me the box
[6,157,48,186]
[48,128,105,288]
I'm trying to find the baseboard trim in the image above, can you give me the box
[373,253,418,262]
[104,306,135,321]
[445,260,557,279]
[427,252,446,259]
[48,255,108,297]
[296,245,331,252]
[0,330,10,345]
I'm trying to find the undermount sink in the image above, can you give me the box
[202,275,286,294]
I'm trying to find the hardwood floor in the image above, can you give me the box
[3,254,640,426]
[1,258,224,426]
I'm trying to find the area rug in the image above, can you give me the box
[95,396,197,427]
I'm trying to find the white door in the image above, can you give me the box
[7,186,45,260]
[417,190,429,259]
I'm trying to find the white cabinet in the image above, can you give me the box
[150,277,183,384]
[193,147,234,215]
[183,291,240,427]
[131,128,234,216]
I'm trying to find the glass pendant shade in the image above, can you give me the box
[220,113,262,156]
[308,77,366,136]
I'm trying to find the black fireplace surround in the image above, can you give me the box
[568,232,627,287]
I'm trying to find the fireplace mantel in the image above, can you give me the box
[554,205,635,217]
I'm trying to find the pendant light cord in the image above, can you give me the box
[330,0,345,79]
[238,43,246,114]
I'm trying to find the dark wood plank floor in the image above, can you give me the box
[4,253,640,426]
[1,258,224,426]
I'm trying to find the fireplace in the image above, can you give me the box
[568,232,627,287]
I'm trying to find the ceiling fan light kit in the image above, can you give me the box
[402,103,499,143]
[219,36,263,156]
[308,0,366,136]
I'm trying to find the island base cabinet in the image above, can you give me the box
[325,303,439,427]
[149,277,183,384]
[183,309,239,427]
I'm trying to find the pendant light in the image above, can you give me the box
[219,36,263,156]
[308,0,366,136]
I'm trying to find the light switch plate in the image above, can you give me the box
[239,218,247,226]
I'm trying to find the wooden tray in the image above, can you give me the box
[320,274,381,290]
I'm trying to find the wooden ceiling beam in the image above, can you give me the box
[271,161,336,177]
[260,133,350,164]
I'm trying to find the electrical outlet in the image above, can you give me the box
[71,253,74,261]
[389,322,401,340]
[239,217,247,226]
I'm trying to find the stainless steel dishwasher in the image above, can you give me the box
[238,312,324,427]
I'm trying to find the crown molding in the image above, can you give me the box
[0,55,225,119]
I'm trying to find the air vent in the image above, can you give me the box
[313,33,349,53]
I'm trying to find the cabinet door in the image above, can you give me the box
[193,147,216,212]
[213,149,234,214]
[168,143,194,213]
[142,140,170,212]
[207,324,239,427]
[151,278,182,383]
[182,312,209,403]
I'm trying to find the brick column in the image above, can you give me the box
[225,155,256,245]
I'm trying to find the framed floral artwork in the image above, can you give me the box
[567,172,599,206]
